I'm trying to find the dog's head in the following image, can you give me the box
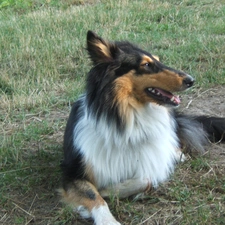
[86,30,194,109]
[86,31,194,128]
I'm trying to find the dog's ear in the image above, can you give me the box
[152,55,160,61]
[87,31,119,65]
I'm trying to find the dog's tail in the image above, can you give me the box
[176,113,225,153]
[195,116,225,143]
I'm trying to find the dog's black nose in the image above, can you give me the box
[183,75,195,88]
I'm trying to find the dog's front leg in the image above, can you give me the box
[60,180,121,225]
[100,178,151,199]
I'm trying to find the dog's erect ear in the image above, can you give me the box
[87,30,119,65]
[152,55,160,61]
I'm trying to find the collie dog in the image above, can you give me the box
[60,31,225,225]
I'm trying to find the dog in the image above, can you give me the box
[59,31,225,225]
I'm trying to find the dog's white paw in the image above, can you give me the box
[92,204,121,225]
[179,153,186,162]
[176,149,186,162]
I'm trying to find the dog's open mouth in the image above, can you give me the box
[146,87,181,106]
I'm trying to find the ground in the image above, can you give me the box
[1,86,225,225]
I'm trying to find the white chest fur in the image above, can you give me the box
[74,101,179,189]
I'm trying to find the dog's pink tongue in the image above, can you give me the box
[172,95,181,104]
[156,88,181,104]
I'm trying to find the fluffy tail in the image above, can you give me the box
[175,113,225,153]
[195,116,225,143]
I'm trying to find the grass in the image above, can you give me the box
[0,0,225,224]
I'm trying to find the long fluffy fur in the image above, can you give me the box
[74,96,179,188]
[60,31,225,225]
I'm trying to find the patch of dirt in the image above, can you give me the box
[0,86,224,225]
[180,86,225,161]
[180,85,225,117]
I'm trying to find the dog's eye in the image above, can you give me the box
[140,62,156,72]
[145,63,151,67]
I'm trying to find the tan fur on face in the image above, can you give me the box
[140,55,160,66]
[132,70,185,95]
[113,71,143,123]
[114,69,184,102]
[113,69,185,121]
[140,55,154,65]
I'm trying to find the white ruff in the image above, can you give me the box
[74,97,179,189]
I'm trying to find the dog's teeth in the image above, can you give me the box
[148,88,153,91]
[171,96,174,101]
[156,92,160,95]
[151,89,155,93]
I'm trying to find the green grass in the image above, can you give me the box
[0,0,225,224]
